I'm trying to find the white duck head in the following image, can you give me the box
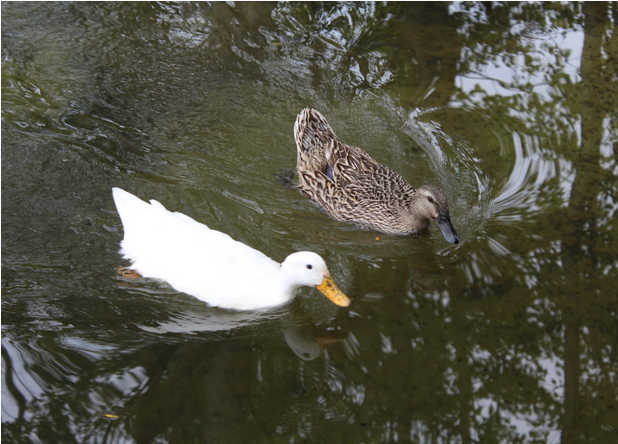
[279,252,350,307]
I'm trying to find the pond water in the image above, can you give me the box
[2,2,617,443]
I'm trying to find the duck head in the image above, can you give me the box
[280,252,351,307]
[414,185,460,244]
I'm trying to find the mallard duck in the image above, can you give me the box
[112,188,351,311]
[294,109,460,244]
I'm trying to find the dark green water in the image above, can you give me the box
[2,2,616,443]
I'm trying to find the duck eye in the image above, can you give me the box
[306,264,313,270]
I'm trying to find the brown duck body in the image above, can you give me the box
[294,109,460,244]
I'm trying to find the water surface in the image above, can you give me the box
[2,2,617,443]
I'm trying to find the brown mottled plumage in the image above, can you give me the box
[294,109,460,244]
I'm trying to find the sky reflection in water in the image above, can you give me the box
[2,2,617,443]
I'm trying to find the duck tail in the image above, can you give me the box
[294,109,338,152]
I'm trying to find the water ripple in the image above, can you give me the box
[493,131,574,222]
[284,362,365,422]
[518,22,560,43]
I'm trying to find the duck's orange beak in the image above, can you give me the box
[315,273,351,307]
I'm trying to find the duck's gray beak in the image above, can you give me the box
[435,211,460,244]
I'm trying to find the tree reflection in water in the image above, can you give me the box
[2,2,616,443]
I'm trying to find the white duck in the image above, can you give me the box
[112,188,350,311]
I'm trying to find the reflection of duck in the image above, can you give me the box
[138,310,267,334]
[136,304,347,360]
[140,311,348,361]
[284,326,348,360]
[112,188,350,310]
[294,109,460,244]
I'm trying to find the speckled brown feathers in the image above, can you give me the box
[294,109,460,243]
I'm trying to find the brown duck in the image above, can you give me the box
[294,109,460,244]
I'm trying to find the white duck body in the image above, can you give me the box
[112,188,349,311]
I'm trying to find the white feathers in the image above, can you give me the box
[112,188,346,310]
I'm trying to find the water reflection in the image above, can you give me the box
[3,2,617,443]
[284,326,348,361]
[493,131,575,221]
[136,299,348,361]
[2,323,356,442]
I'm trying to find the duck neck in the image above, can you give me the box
[277,265,303,302]
[402,197,432,231]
